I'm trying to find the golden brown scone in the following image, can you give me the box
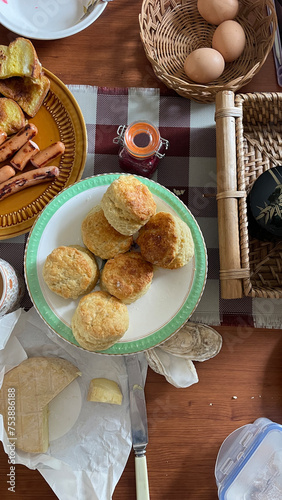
[42,245,99,299]
[71,291,129,351]
[81,205,133,260]
[136,212,194,269]
[101,251,154,304]
[100,175,156,235]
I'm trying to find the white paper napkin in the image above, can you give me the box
[145,322,222,388]
[0,309,221,497]
[0,309,22,350]
[145,346,199,388]
[0,308,147,500]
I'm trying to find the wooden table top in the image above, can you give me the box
[0,1,282,499]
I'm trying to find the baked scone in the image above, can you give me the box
[42,245,99,299]
[101,251,154,304]
[71,291,129,351]
[81,205,133,259]
[136,211,194,269]
[100,175,156,235]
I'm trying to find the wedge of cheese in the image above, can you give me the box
[87,378,123,405]
[0,357,81,453]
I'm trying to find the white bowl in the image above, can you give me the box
[0,0,107,40]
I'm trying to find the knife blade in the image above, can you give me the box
[125,354,150,500]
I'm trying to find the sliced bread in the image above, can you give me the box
[0,37,42,80]
[0,97,27,135]
[0,72,50,117]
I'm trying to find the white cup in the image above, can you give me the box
[0,258,25,317]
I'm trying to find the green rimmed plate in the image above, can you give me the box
[24,174,207,355]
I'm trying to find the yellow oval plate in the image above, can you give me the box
[0,68,87,240]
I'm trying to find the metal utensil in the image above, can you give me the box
[77,0,101,23]
[125,354,150,500]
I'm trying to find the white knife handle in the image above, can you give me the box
[135,455,150,500]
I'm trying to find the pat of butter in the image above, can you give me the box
[87,378,123,405]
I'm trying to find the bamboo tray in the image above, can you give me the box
[215,91,282,299]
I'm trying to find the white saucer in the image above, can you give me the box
[0,0,107,40]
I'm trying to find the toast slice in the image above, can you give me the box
[0,97,27,135]
[0,37,42,80]
[0,72,50,117]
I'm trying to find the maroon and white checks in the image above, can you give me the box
[1,85,281,329]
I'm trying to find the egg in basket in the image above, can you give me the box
[139,0,277,103]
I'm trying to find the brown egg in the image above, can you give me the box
[197,0,239,25]
[184,48,225,84]
[212,20,246,62]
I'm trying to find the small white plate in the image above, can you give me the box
[0,0,107,40]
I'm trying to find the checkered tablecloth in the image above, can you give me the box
[1,86,282,329]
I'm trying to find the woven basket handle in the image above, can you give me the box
[215,91,245,299]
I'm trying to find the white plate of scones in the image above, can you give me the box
[24,174,207,355]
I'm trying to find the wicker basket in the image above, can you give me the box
[139,0,277,103]
[215,91,282,299]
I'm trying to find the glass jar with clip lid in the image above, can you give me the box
[113,121,169,178]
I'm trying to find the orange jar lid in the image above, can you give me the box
[124,121,160,158]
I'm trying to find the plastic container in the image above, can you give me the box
[215,418,282,499]
[113,121,169,178]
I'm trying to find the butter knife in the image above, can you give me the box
[125,354,150,500]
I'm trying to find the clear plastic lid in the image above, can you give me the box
[215,418,282,500]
